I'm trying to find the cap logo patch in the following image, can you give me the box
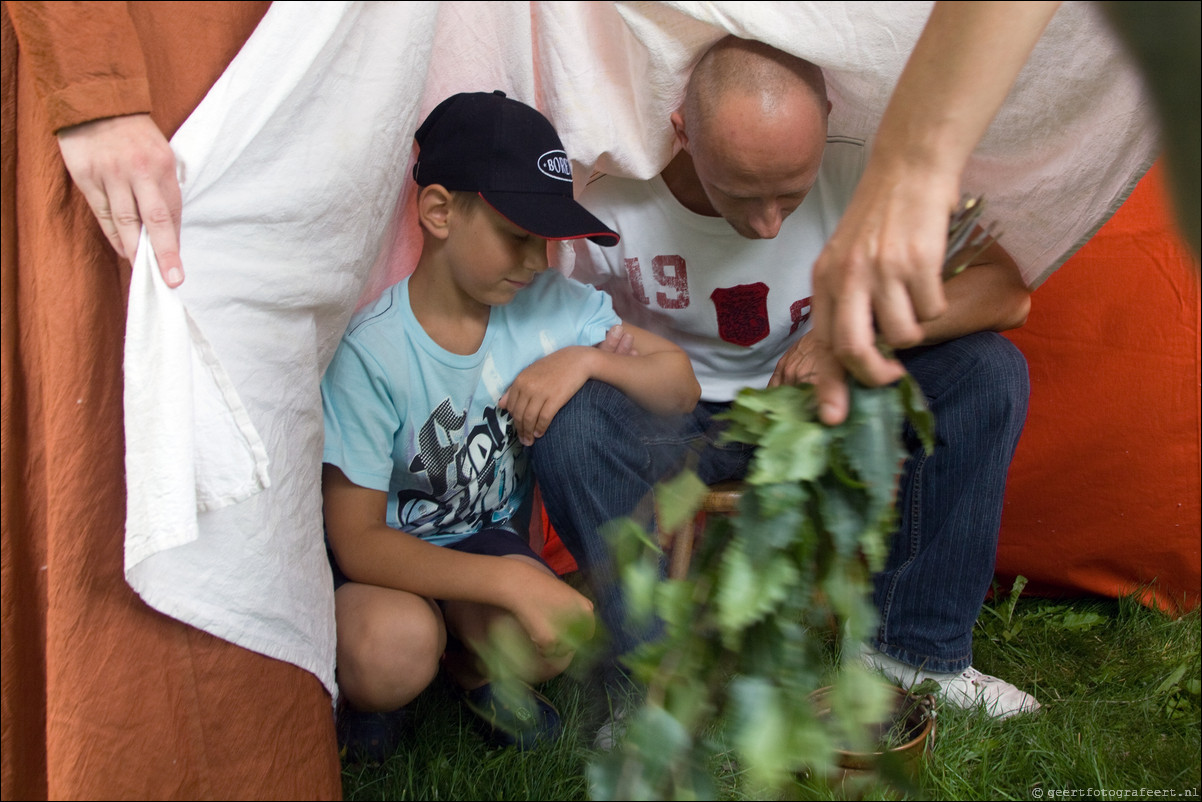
[537,150,573,182]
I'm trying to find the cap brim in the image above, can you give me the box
[480,191,620,247]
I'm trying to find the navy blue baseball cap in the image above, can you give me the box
[413,91,619,247]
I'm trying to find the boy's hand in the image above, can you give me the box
[499,347,593,446]
[504,563,595,658]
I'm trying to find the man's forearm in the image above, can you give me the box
[919,261,1030,344]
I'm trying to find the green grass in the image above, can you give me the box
[341,589,1201,801]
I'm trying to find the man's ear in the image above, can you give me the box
[669,111,690,152]
[417,184,453,240]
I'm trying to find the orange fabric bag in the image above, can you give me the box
[998,163,1200,614]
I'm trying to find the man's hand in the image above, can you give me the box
[596,323,638,356]
[768,330,857,425]
[57,113,185,287]
[499,347,592,446]
[768,332,821,388]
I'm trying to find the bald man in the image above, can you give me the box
[532,36,1038,726]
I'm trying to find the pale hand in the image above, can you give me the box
[499,347,593,446]
[809,170,958,423]
[57,114,185,287]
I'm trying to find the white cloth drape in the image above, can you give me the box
[122,1,1155,694]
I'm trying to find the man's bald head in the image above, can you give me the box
[669,36,831,239]
[683,36,828,135]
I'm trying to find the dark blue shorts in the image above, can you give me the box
[329,528,549,590]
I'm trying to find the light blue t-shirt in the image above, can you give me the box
[321,270,620,546]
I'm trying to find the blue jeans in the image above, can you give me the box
[531,331,1029,674]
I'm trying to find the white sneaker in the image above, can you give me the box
[593,703,629,752]
[859,645,1041,720]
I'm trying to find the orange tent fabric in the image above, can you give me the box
[998,163,1200,615]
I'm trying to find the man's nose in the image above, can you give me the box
[745,200,783,238]
[750,204,784,239]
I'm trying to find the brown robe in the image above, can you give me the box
[2,2,341,798]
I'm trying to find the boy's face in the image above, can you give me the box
[443,199,551,307]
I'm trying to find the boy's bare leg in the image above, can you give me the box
[334,583,446,711]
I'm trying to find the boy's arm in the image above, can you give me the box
[322,465,593,654]
[499,324,701,446]
[770,239,1029,387]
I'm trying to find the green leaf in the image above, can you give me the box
[748,417,828,484]
[715,542,799,645]
[740,616,787,673]
[898,373,935,455]
[655,469,709,535]
[598,379,922,799]
[591,704,696,801]
[748,480,806,520]
[842,382,907,516]
[825,664,896,755]
[603,515,662,567]
[731,383,812,415]
[732,483,805,563]
[662,672,712,735]
[826,442,868,489]
[821,562,878,641]
[1056,610,1106,631]
[1154,663,1189,696]
[730,677,794,788]
[812,475,872,559]
[719,384,816,446]
[622,557,662,627]
[655,577,697,637]
[716,401,772,445]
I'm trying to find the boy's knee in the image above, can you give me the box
[529,649,576,684]
[337,596,444,709]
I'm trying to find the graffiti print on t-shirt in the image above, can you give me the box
[398,398,527,535]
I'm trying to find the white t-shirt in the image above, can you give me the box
[572,137,866,402]
[321,271,620,545]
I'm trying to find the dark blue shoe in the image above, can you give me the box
[461,681,562,750]
[336,705,410,764]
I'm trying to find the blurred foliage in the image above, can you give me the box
[1099,1,1201,256]
[589,378,934,800]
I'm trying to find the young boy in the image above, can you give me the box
[320,91,700,759]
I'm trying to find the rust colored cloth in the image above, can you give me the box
[998,163,1201,615]
[2,3,341,799]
